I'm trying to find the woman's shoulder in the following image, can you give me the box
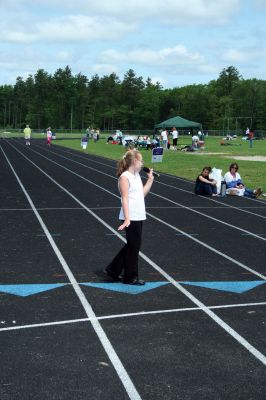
[120,170,131,178]
[119,170,134,183]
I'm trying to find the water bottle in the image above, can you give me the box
[220,181,226,197]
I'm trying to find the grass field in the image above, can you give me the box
[52,135,266,193]
[1,130,265,191]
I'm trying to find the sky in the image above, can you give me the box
[1,0,266,88]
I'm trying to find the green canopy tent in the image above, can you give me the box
[155,116,202,130]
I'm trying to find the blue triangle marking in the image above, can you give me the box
[81,281,169,295]
[0,283,67,297]
[180,281,266,294]
[1,280,264,297]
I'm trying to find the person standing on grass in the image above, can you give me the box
[248,129,254,148]
[24,125,31,146]
[161,129,168,149]
[105,149,154,285]
[172,127,178,150]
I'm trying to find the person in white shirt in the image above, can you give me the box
[224,163,262,198]
[105,149,154,285]
[160,129,168,149]
[46,127,52,146]
[192,134,199,148]
[172,127,179,150]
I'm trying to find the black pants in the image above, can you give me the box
[107,221,143,281]
[195,182,217,196]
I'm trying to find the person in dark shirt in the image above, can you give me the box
[195,166,217,196]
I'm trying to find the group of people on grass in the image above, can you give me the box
[195,163,263,198]
[160,127,179,150]
[85,127,100,142]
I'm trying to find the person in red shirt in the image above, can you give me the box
[248,130,254,148]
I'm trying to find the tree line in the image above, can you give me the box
[1,65,266,133]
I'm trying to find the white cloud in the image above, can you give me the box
[0,15,136,44]
[221,47,266,64]
[221,49,247,63]
[55,0,239,22]
[2,0,240,25]
[100,45,205,67]
[55,51,73,62]
[150,76,166,85]
[38,16,135,42]
[0,0,265,88]
[195,64,217,74]
[0,0,241,48]
[91,63,119,75]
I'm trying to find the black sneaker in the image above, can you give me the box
[122,278,145,286]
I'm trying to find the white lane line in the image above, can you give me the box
[42,142,266,217]
[1,301,266,333]
[9,141,266,281]
[4,143,266,366]
[0,208,95,211]
[0,146,142,400]
[45,144,193,184]
[2,206,265,210]
[145,211,266,280]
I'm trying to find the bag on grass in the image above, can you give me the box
[209,167,223,194]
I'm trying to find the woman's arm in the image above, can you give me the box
[198,175,217,185]
[118,176,130,231]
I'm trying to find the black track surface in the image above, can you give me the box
[0,138,265,400]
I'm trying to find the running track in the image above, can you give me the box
[0,138,265,400]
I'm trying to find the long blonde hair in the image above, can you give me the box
[117,149,141,177]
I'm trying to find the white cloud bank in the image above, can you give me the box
[0,15,136,44]
[0,0,241,45]
[100,45,205,67]
[22,0,240,23]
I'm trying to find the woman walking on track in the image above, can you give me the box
[105,149,154,285]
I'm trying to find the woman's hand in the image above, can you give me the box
[146,169,154,181]
[118,219,130,231]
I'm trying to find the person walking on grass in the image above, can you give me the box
[104,149,154,285]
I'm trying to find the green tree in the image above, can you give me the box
[53,66,75,128]
[216,66,242,97]
[120,69,145,128]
